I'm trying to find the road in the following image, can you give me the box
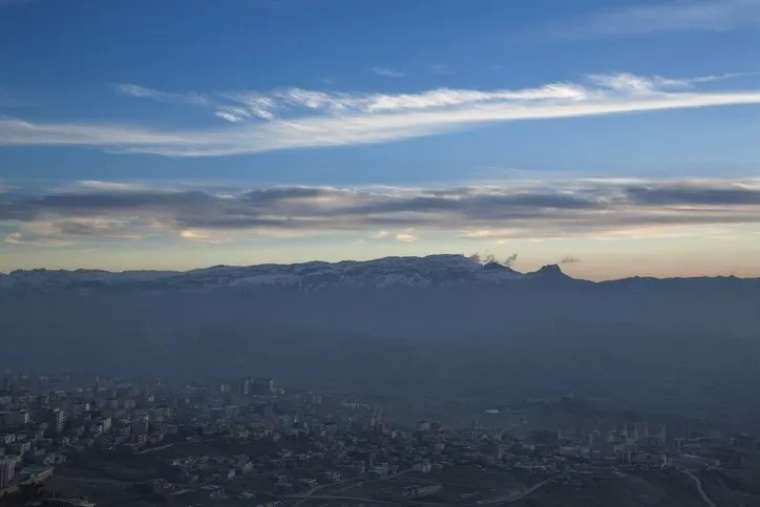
[287,494,399,505]
[291,481,360,507]
[289,476,551,507]
[470,479,551,506]
[137,443,175,454]
[503,479,551,504]
[290,468,414,507]
[681,469,717,507]
[53,475,131,486]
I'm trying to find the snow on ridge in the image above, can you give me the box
[1,254,531,290]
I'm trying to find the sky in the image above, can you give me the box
[1,0,760,280]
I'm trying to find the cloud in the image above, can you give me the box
[180,229,208,240]
[3,72,760,156]
[574,0,760,36]
[4,231,73,247]
[218,95,276,120]
[70,180,151,192]
[624,183,760,205]
[2,178,760,246]
[178,229,227,243]
[560,256,580,265]
[587,72,751,94]
[470,253,519,266]
[215,111,245,123]
[115,83,209,106]
[395,229,417,242]
[372,66,405,78]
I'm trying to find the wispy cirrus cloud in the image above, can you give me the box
[2,178,760,246]
[114,83,210,106]
[1,72,759,156]
[587,72,753,93]
[572,0,760,37]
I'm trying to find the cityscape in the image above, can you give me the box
[2,370,760,506]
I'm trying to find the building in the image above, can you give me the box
[0,410,29,429]
[0,458,15,489]
[131,415,150,436]
[249,377,275,396]
[50,408,66,434]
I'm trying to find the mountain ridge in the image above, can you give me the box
[2,254,760,430]
[2,254,758,290]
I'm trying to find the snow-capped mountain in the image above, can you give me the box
[0,268,179,290]
[2,254,755,291]
[0,254,536,290]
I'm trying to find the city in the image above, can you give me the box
[2,371,759,506]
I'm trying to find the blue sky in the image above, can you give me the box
[1,0,760,278]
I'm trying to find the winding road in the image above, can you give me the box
[681,469,717,507]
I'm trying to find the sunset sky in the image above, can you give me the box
[1,0,759,279]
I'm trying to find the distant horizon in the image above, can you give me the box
[2,252,759,283]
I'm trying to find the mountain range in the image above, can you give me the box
[2,253,753,290]
[2,254,759,429]
[0,255,556,290]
